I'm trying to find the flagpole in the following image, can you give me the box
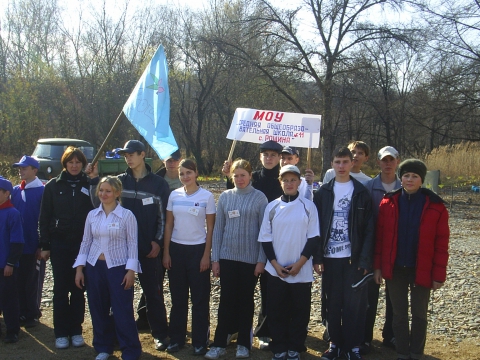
[91,111,125,166]
[227,140,237,163]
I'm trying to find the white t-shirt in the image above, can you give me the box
[382,181,397,193]
[323,168,371,184]
[325,181,354,258]
[167,187,216,245]
[258,197,320,283]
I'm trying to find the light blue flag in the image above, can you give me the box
[123,45,178,159]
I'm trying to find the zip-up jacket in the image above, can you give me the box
[313,176,374,270]
[364,173,401,221]
[11,182,44,254]
[374,188,450,288]
[39,171,93,251]
[90,164,170,258]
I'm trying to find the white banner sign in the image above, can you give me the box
[226,108,321,148]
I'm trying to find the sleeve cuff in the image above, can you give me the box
[72,254,88,268]
[126,259,142,273]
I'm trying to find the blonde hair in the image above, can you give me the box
[96,176,123,204]
[230,158,252,180]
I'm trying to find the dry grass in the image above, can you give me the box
[424,142,480,186]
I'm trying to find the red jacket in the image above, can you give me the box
[374,188,449,288]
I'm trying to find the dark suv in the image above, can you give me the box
[32,138,95,181]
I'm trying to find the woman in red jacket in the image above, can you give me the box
[373,159,449,360]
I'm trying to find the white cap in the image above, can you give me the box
[378,146,399,160]
[279,165,301,177]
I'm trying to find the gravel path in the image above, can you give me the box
[38,187,480,348]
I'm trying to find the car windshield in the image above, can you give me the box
[32,144,94,160]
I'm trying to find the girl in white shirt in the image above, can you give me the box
[74,176,141,360]
[162,159,216,355]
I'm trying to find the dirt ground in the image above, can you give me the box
[1,312,479,360]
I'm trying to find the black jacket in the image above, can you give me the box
[313,176,374,270]
[90,164,170,257]
[39,171,94,251]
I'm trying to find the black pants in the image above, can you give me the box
[0,267,20,335]
[137,256,168,340]
[364,280,394,343]
[386,266,430,360]
[17,253,39,322]
[136,250,166,326]
[36,259,46,318]
[266,272,311,354]
[168,242,210,348]
[50,245,85,338]
[213,260,258,349]
[322,258,368,351]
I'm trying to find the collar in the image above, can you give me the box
[23,177,44,189]
[261,164,280,177]
[93,202,124,218]
[0,199,14,210]
[281,192,299,203]
[233,183,254,195]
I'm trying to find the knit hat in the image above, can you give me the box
[398,159,427,183]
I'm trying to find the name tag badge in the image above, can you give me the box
[108,222,120,230]
[81,187,89,196]
[142,197,154,206]
[228,210,240,218]
[188,207,200,216]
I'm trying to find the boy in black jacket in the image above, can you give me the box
[313,147,374,360]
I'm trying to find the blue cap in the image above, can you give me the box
[281,146,299,156]
[116,140,146,155]
[13,155,40,169]
[0,176,13,192]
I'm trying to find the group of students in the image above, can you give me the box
[0,138,449,360]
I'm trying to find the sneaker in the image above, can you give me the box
[166,343,183,353]
[236,345,249,358]
[71,334,85,347]
[227,332,238,345]
[320,344,339,360]
[205,347,227,359]
[359,342,371,355]
[345,348,363,360]
[154,338,168,351]
[4,333,19,344]
[55,337,70,349]
[95,353,111,360]
[287,350,300,360]
[382,337,396,349]
[194,346,208,356]
[258,337,270,351]
[272,352,287,360]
